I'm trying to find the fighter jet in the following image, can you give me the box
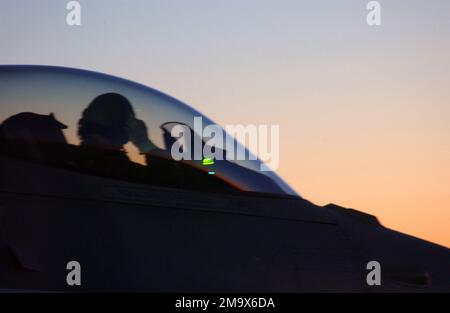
[0,65,449,292]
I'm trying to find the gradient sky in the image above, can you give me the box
[1,0,449,247]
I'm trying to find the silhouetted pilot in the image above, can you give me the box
[76,92,228,190]
[78,93,159,153]
[76,92,162,180]
[0,112,68,163]
[1,112,67,144]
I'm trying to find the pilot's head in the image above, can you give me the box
[1,112,67,144]
[78,93,135,150]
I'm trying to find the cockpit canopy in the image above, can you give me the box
[0,65,297,196]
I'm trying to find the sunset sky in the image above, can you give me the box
[1,0,449,247]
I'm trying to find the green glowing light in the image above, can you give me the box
[202,157,215,166]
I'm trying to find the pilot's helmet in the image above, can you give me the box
[1,112,67,144]
[78,93,135,148]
